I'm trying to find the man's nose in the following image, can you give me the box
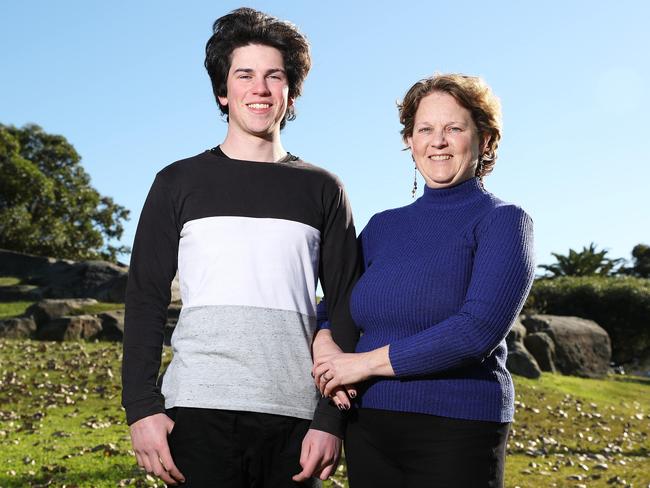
[252,76,271,95]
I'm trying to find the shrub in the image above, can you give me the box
[525,276,650,364]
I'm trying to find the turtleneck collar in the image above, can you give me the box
[416,177,487,208]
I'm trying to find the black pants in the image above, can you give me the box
[344,408,510,488]
[166,407,320,488]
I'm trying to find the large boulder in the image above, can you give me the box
[35,260,128,302]
[524,332,557,373]
[506,318,542,379]
[27,299,98,326]
[506,318,527,346]
[507,342,542,379]
[0,249,128,303]
[0,248,62,278]
[521,315,611,378]
[36,315,102,341]
[0,317,37,339]
[0,249,183,304]
[99,310,125,341]
[0,284,43,301]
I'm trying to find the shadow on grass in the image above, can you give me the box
[612,375,650,387]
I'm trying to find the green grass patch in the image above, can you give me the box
[0,340,648,487]
[0,277,21,287]
[0,301,34,320]
[69,302,125,316]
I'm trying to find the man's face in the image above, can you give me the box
[218,44,293,140]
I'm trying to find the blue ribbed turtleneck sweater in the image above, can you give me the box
[323,177,535,423]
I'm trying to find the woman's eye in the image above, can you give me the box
[448,126,462,132]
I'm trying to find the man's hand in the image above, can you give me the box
[292,428,341,482]
[312,330,356,408]
[129,413,185,486]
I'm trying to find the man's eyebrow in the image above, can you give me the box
[232,68,286,75]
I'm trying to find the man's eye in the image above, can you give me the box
[418,127,431,133]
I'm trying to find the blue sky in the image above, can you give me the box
[2,1,649,271]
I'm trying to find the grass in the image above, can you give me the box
[0,300,123,322]
[0,277,21,287]
[69,302,124,316]
[0,302,34,320]
[0,339,648,488]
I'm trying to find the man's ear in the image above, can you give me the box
[218,95,228,107]
[288,96,295,108]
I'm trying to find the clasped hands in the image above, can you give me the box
[312,329,394,404]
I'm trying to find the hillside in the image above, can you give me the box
[0,339,648,487]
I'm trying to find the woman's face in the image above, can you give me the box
[407,91,486,189]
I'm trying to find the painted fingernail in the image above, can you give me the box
[337,404,344,411]
[349,391,356,398]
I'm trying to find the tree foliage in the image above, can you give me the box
[627,244,650,278]
[539,242,623,278]
[0,124,129,262]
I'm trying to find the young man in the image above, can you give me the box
[121,8,359,487]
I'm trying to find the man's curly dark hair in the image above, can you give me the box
[205,8,312,129]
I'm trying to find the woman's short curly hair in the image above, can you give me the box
[205,8,311,129]
[398,74,502,179]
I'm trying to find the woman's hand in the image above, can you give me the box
[312,330,356,409]
[313,346,394,398]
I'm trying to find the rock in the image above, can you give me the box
[36,315,102,341]
[0,285,43,301]
[507,342,542,379]
[0,317,37,339]
[36,260,128,303]
[27,299,98,326]
[99,310,125,341]
[1,249,181,305]
[164,304,182,346]
[0,248,61,278]
[524,332,557,372]
[507,318,527,346]
[521,315,611,378]
[94,274,127,303]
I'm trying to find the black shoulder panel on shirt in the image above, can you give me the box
[155,151,343,231]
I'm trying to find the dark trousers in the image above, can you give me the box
[344,408,510,488]
[166,407,320,488]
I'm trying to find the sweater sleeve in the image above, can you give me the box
[309,180,362,437]
[121,173,180,425]
[388,205,535,377]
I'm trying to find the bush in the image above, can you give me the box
[525,276,650,364]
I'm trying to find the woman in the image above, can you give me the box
[313,73,535,487]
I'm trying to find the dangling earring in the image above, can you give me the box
[411,163,418,198]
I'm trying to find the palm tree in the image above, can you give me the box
[539,243,623,277]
